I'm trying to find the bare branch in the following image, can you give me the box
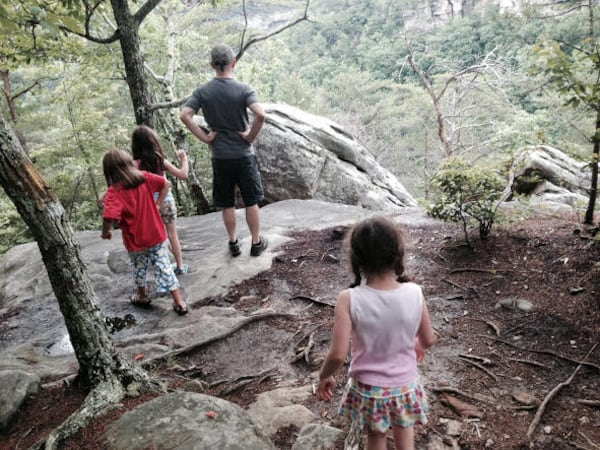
[236,0,310,61]
[132,0,163,26]
[149,97,189,112]
[59,0,119,44]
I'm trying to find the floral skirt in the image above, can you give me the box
[338,377,428,434]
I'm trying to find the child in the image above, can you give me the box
[101,149,188,315]
[131,125,189,275]
[316,215,435,450]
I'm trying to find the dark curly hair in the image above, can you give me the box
[346,215,411,287]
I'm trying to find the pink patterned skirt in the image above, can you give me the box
[338,377,429,434]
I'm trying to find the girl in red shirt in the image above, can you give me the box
[101,149,188,315]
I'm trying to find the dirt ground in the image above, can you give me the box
[1,212,600,449]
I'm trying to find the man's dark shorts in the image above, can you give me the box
[212,155,264,208]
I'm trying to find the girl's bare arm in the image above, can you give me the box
[163,151,189,180]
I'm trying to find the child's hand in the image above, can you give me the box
[176,149,187,161]
[316,376,336,401]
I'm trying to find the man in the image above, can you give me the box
[180,43,267,257]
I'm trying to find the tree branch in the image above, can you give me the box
[236,0,311,61]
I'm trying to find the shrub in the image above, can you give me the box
[427,157,505,245]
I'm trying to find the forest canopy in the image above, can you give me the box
[0,0,597,253]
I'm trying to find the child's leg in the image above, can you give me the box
[391,425,414,450]
[129,250,150,302]
[165,221,184,270]
[170,288,187,314]
[366,429,388,450]
[149,243,186,312]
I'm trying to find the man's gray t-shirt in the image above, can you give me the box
[185,78,258,160]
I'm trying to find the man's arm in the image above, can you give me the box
[180,106,217,144]
[239,102,266,143]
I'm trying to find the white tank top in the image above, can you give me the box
[348,282,424,387]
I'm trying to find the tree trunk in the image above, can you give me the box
[0,112,159,448]
[584,110,600,225]
[111,0,154,127]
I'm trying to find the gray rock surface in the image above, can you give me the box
[291,423,344,450]
[105,391,275,450]
[246,383,317,436]
[257,104,417,210]
[0,370,40,429]
[0,199,439,446]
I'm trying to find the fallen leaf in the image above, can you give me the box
[206,410,216,418]
[134,354,144,361]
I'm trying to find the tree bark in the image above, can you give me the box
[584,109,599,224]
[0,112,159,448]
[110,0,155,127]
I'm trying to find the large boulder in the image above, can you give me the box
[509,145,592,213]
[191,103,417,210]
[104,391,275,450]
[256,104,417,210]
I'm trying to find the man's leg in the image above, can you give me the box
[222,207,237,242]
[245,204,260,244]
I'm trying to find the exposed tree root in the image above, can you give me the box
[142,310,295,366]
[527,344,597,439]
[34,367,162,450]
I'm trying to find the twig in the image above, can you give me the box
[469,318,500,336]
[442,278,468,291]
[578,431,600,449]
[289,295,334,307]
[449,267,512,274]
[527,344,598,438]
[458,356,498,382]
[431,386,495,404]
[293,332,316,363]
[577,399,600,407]
[479,335,600,371]
[216,367,277,396]
[507,358,552,370]
[459,353,492,365]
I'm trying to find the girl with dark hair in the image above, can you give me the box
[101,149,188,315]
[316,215,435,450]
[131,125,189,274]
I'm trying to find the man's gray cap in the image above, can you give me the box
[211,44,235,66]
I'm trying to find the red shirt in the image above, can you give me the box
[103,171,167,252]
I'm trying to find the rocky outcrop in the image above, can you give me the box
[508,145,591,214]
[256,104,417,211]
[0,200,436,444]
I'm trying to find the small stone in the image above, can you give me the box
[543,425,552,434]
[512,391,538,406]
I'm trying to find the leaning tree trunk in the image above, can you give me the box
[584,110,600,225]
[0,113,160,449]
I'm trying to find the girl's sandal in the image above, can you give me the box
[130,294,151,306]
[173,302,188,315]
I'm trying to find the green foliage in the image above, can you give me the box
[427,157,505,244]
[1,0,597,255]
[532,38,600,114]
[0,195,32,255]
